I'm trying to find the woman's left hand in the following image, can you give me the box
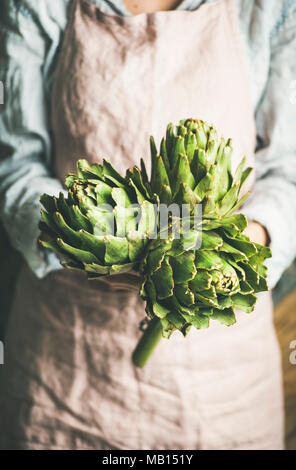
[244,221,269,246]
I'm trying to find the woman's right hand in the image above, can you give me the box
[98,270,142,292]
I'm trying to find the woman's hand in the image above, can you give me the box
[98,270,142,292]
[244,221,269,246]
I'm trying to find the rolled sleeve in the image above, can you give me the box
[0,0,67,277]
[243,1,296,289]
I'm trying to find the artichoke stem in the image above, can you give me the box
[132,317,163,368]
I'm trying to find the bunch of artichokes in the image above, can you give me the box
[40,118,271,367]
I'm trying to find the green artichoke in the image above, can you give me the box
[138,215,271,338]
[40,159,157,277]
[147,118,252,218]
[132,119,271,367]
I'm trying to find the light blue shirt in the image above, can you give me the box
[0,0,296,288]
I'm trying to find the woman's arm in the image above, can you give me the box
[0,0,69,278]
[243,0,296,289]
[0,0,142,291]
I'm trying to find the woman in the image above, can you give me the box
[0,0,295,450]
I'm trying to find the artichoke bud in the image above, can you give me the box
[172,135,186,162]
[184,131,197,163]
[195,127,208,149]
[165,123,175,160]
[207,139,219,164]
[159,137,170,173]
[211,268,239,294]
[147,119,253,219]
[177,125,186,137]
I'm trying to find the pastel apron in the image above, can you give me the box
[0,0,284,450]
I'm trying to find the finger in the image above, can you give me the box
[103,274,141,291]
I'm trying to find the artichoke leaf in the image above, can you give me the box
[168,230,201,255]
[152,258,174,299]
[127,230,145,263]
[78,230,106,262]
[70,205,93,232]
[95,181,113,205]
[189,270,212,292]
[152,302,171,319]
[57,238,99,264]
[200,231,223,250]
[170,251,197,283]
[114,206,138,237]
[165,123,175,163]
[219,240,248,261]
[142,277,157,302]
[65,173,79,188]
[147,247,166,273]
[52,212,81,246]
[184,131,197,163]
[170,153,195,196]
[224,235,257,258]
[239,280,254,295]
[218,184,240,216]
[231,293,257,313]
[194,172,214,202]
[211,307,236,326]
[151,154,170,194]
[83,262,109,275]
[174,283,195,307]
[173,183,199,211]
[40,193,57,214]
[195,251,224,271]
[137,201,157,236]
[62,260,84,271]
[40,209,59,236]
[159,137,171,173]
[102,159,127,187]
[195,292,220,308]
[109,262,136,274]
[166,310,187,331]
[232,156,246,187]
[40,239,69,260]
[240,167,253,190]
[126,166,152,200]
[104,235,129,265]
[182,312,209,329]
[216,296,232,309]
[87,207,115,236]
[111,187,132,208]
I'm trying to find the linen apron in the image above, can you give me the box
[0,0,284,450]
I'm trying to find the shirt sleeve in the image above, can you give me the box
[0,0,68,278]
[243,0,296,289]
